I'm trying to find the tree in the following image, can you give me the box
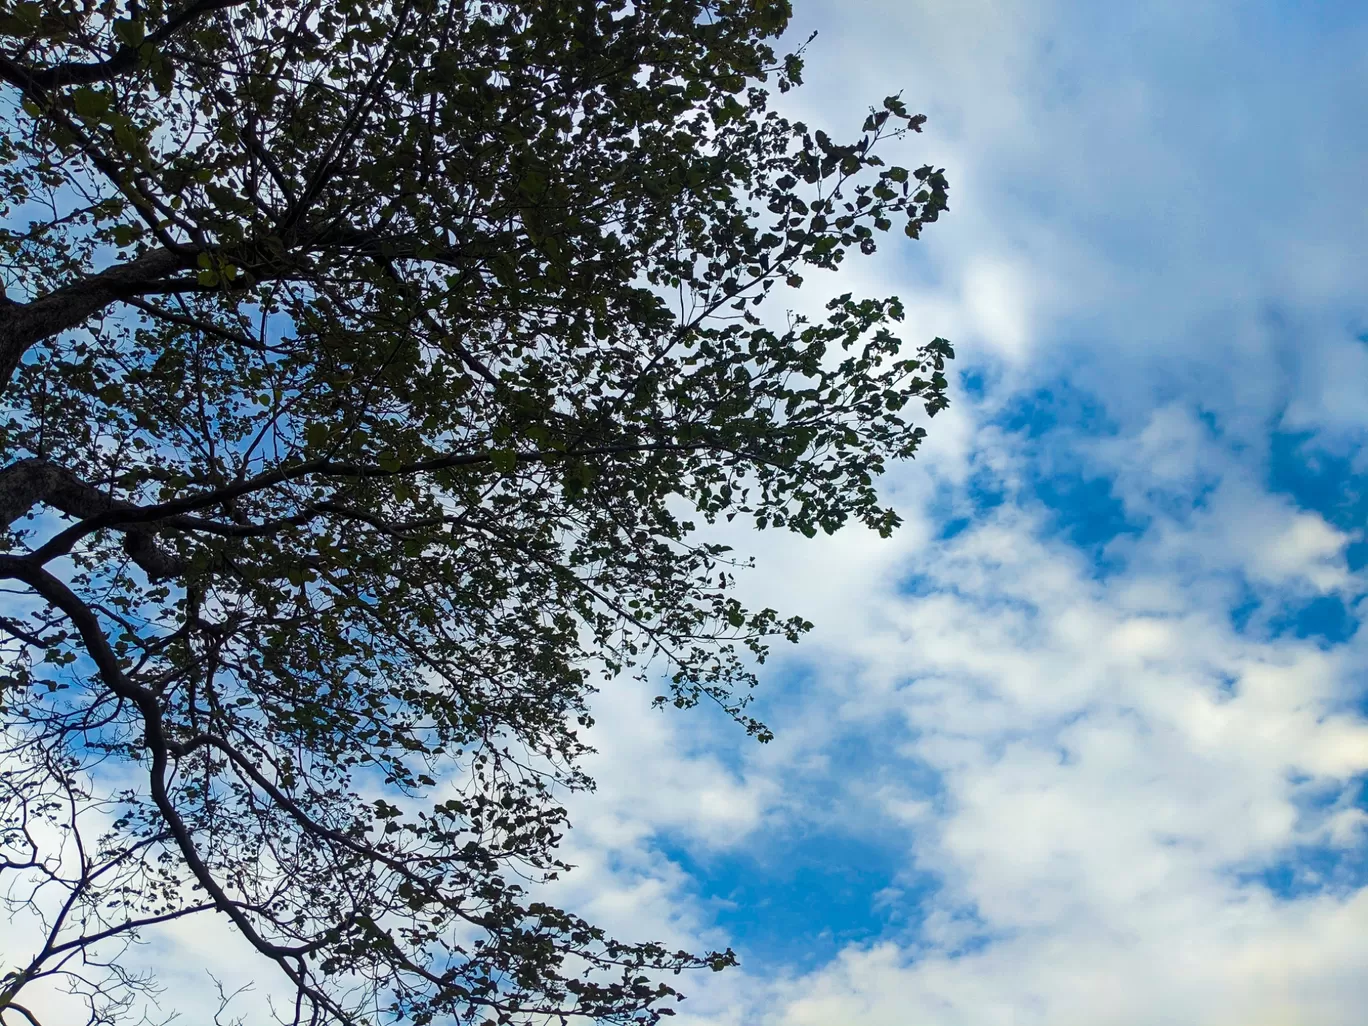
[0,0,951,1022]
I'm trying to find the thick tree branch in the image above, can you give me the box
[25,439,732,566]
[0,0,248,90]
[0,249,188,387]
[1,458,184,578]
[0,999,44,1026]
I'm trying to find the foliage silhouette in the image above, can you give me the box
[0,0,950,1022]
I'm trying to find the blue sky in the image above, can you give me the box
[539,2,1368,1022]
[7,2,1367,1023]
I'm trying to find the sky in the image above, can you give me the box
[7,1,1368,1024]
[541,1,1368,1022]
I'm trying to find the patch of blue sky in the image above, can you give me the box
[1225,583,1361,650]
[1248,846,1368,900]
[1031,472,1138,555]
[1269,428,1368,573]
[1237,775,1368,900]
[957,368,988,400]
[911,350,1368,930]
[950,376,1366,633]
[645,701,952,968]
[1265,594,1358,647]
[932,467,1008,542]
[661,831,918,969]
[1261,0,1368,37]
[1210,427,1368,645]
[1227,586,1262,636]
[990,378,1116,441]
[949,377,1145,562]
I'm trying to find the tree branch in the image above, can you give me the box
[0,556,338,980]
[0,0,249,91]
[121,295,284,354]
[24,439,730,566]
[0,458,185,578]
[0,249,189,387]
[0,613,60,648]
[0,999,45,1026]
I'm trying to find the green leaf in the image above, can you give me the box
[113,18,145,47]
[11,3,40,31]
[109,224,141,247]
[149,54,174,96]
[112,119,140,150]
[72,88,110,118]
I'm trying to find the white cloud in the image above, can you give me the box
[666,486,1368,1025]
[960,259,1039,361]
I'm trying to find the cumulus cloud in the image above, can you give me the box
[598,1,1368,1021]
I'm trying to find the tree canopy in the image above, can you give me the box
[0,0,951,1022]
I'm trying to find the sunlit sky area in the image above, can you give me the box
[15,1,1368,1023]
